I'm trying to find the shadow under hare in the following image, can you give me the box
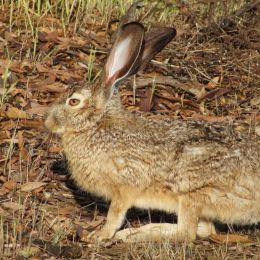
[45,10,260,243]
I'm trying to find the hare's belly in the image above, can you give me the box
[133,186,179,213]
[202,188,260,225]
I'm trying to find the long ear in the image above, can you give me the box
[111,1,144,42]
[103,22,145,99]
[139,27,176,71]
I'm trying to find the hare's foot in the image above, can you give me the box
[88,197,130,243]
[114,223,179,242]
[197,220,216,238]
[114,221,216,242]
[87,227,115,243]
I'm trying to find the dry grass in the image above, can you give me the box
[0,0,259,259]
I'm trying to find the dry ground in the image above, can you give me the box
[0,0,259,259]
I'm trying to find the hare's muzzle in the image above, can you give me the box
[44,107,64,134]
[44,109,54,131]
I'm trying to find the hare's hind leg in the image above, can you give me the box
[115,195,203,242]
[176,195,200,241]
[114,223,179,242]
[114,221,215,242]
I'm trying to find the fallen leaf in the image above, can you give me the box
[4,31,17,42]
[48,144,63,153]
[197,88,230,102]
[19,119,44,129]
[39,16,61,26]
[0,130,10,140]
[38,31,60,42]
[32,239,82,258]
[32,186,45,194]
[0,59,23,73]
[30,81,66,93]
[190,113,231,122]
[136,76,205,96]
[17,131,29,160]
[19,246,41,258]
[207,76,220,89]
[3,106,29,119]
[209,234,252,244]
[20,182,47,192]
[140,88,153,112]
[58,206,79,216]
[55,70,83,81]
[255,125,260,136]
[28,73,56,86]
[35,62,50,73]
[96,31,106,38]
[20,147,29,160]
[10,88,29,98]
[2,202,24,211]
[17,131,24,150]
[0,206,5,215]
[250,97,260,107]
[0,120,17,130]
[3,180,17,190]
[89,216,105,229]
[26,102,50,116]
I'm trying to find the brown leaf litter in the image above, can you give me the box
[0,1,259,259]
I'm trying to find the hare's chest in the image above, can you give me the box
[68,154,114,199]
[63,139,114,199]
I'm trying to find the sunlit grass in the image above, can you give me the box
[86,48,96,82]
[0,0,258,258]
[2,0,132,32]
[0,62,17,107]
[0,0,248,67]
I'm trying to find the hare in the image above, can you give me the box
[44,11,260,243]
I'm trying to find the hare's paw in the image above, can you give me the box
[197,221,216,238]
[87,227,116,244]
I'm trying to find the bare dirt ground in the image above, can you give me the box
[0,1,259,259]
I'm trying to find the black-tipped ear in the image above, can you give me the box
[103,22,145,99]
[140,27,176,71]
[117,0,144,28]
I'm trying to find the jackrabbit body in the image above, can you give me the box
[45,21,260,242]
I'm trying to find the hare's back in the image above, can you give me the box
[159,119,260,193]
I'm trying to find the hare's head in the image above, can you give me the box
[45,22,176,134]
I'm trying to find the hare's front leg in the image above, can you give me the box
[197,220,216,238]
[89,196,131,242]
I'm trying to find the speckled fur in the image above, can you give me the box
[45,84,260,242]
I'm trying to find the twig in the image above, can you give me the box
[134,75,205,96]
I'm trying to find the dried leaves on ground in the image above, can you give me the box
[0,0,259,259]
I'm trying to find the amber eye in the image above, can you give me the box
[68,98,80,106]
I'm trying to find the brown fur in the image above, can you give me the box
[45,86,260,242]
[44,13,259,242]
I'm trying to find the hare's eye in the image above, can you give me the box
[66,93,85,108]
[68,98,80,106]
